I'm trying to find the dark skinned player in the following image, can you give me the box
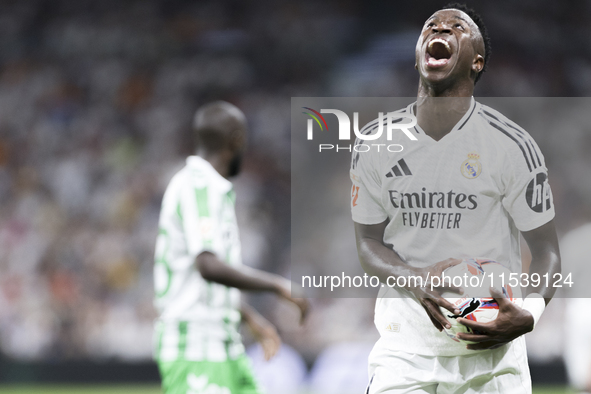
[351,4,560,393]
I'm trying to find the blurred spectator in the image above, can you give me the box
[247,343,307,394]
[307,342,374,394]
[561,224,591,392]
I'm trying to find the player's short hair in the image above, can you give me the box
[193,101,246,152]
[441,3,491,84]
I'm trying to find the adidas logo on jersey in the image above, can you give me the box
[385,159,412,178]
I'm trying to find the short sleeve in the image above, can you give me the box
[501,139,555,232]
[350,145,388,225]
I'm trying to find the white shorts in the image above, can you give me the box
[366,336,531,394]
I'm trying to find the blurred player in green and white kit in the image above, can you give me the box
[154,101,308,394]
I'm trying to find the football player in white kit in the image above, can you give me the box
[351,4,561,393]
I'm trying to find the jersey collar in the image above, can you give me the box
[408,97,478,140]
[186,155,233,191]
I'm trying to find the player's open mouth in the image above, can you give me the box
[425,38,453,68]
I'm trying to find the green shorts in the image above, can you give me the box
[157,354,263,394]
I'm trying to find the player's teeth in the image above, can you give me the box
[428,38,450,51]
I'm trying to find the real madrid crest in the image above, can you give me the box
[461,152,482,179]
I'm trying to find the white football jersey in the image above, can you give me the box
[153,156,243,362]
[350,98,555,356]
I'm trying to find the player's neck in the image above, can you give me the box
[197,150,231,179]
[417,76,475,98]
[416,80,474,141]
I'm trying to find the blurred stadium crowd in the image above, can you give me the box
[0,0,590,385]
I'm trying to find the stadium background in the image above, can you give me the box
[0,0,589,393]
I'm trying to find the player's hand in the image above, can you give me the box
[253,321,281,361]
[276,280,310,324]
[244,311,281,361]
[456,287,535,350]
[291,296,310,324]
[408,258,463,332]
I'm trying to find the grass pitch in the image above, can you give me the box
[0,384,576,393]
[0,385,162,394]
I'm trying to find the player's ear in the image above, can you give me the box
[472,54,484,74]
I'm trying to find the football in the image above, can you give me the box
[438,258,521,343]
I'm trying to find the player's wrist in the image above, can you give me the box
[521,293,545,330]
[273,278,291,298]
[517,309,535,334]
[405,266,426,282]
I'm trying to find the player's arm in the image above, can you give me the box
[457,133,560,349]
[354,220,462,331]
[240,301,281,361]
[196,251,309,323]
[457,219,561,349]
[521,219,561,303]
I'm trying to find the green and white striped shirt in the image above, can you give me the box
[154,156,243,362]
